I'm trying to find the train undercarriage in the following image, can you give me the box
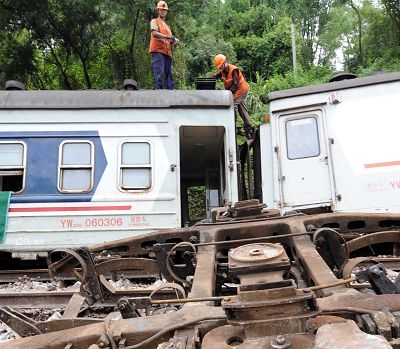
[1,201,400,348]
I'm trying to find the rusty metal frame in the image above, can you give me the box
[3,211,400,348]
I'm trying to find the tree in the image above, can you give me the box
[0,0,398,92]
[0,30,37,86]
[382,0,400,40]
[1,0,104,88]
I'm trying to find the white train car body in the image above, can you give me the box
[261,72,400,214]
[0,90,238,256]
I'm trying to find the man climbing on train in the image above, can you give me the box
[149,1,179,89]
[213,54,253,134]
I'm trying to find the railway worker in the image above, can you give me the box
[213,54,253,134]
[149,1,179,89]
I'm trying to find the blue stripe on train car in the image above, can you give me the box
[0,131,107,203]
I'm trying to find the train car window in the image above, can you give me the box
[58,141,94,192]
[286,117,320,160]
[119,142,152,190]
[0,142,26,193]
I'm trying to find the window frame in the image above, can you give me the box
[0,141,27,194]
[285,116,321,160]
[118,141,153,192]
[57,140,94,193]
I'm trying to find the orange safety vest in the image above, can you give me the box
[148,18,173,57]
[221,64,249,100]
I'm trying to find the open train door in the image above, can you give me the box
[179,126,228,225]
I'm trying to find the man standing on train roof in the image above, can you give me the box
[149,1,179,89]
[213,54,253,134]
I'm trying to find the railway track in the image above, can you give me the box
[0,288,176,309]
[0,269,54,283]
[0,268,157,283]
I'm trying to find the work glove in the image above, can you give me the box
[169,36,180,44]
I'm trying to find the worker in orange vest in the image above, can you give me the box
[213,54,252,133]
[148,1,179,89]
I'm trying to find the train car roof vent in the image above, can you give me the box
[328,73,357,83]
[5,80,25,90]
[123,79,138,91]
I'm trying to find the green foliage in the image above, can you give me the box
[188,186,206,221]
[381,0,400,40]
[186,33,236,83]
[0,0,398,93]
[318,0,400,73]
[0,30,36,84]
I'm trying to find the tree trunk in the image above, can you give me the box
[349,0,363,66]
[129,9,140,80]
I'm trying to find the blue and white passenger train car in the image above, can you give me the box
[0,90,238,258]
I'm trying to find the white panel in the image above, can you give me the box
[122,143,150,165]
[62,169,91,190]
[62,143,91,165]
[0,143,23,166]
[122,168,150,188]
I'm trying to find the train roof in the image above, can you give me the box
[269,72,400,101]
[0,90,232,109]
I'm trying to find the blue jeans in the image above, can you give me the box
[151,52,174,89]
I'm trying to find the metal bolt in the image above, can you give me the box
[276,335,285,344]
[98,343,105,348]
[271,335,292,349]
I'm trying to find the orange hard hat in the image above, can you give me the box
[156,1,168,10]
[214,54,226,69]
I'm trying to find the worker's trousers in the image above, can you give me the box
[234,93,252,131]
[151,52,174,90]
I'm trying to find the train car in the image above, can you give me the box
[260,72,400,214]
[0,89,238,258]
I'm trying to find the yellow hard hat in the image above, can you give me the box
[156,1,168,10]
[214,54,226,69]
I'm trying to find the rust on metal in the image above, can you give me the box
[2,209,400,348]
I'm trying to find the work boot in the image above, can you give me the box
[244,124,254,135]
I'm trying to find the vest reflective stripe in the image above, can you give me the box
[221,64,249,100]
[149,18,172,56]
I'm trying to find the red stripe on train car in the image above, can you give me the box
[8,205,132,213]
[364,161,400,169]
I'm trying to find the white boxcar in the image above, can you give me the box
[0,90,238,256]
[261,72,400,214]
